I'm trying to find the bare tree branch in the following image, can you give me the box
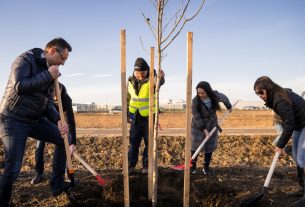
[162,0,205,46]
[184,0,205,22]
[161,0,205,51]
[141,10,157,40]
[140,36,151,56]
[163,8,181,32]
[150,0,158,9]
[161,0,191,44]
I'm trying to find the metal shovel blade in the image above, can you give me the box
[171,164,188,171]
[96,175,107,186]
[171,160,192,171]
[240,187,266,207]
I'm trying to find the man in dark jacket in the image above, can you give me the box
[0,37,72,206]
[31,83,76,185]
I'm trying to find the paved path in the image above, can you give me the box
[77,128,276,136]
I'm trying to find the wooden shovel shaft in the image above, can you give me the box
[54,79,74,173]
[73,152,97,176]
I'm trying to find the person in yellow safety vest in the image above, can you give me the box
[127,57,165,175]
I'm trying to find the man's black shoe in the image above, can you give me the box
[30,173,44,185]
[51,182,72,197]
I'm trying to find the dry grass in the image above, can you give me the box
[75,110,273,128]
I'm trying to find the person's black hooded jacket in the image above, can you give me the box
[266,89,305,148]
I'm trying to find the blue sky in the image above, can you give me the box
[0,0,304,105]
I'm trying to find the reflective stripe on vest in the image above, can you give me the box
[128,81,155,116]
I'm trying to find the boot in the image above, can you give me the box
[202,163,211,175]
[290,166,304,197]
[202,152,212,175]
[190,150,197,174]
[30,172,44,185]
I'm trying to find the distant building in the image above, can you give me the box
[72,102,117,113]
[72,102,97,112]
[160,99,186,112]
[234,100,266,110]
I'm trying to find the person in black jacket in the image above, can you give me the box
[31,83,76,185]
[254,76,305,198]
[0,37,72,206]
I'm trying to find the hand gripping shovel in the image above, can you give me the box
[73,152,107,186]
[54,79,75,193]
[240,151,280,207]
[171,126,218,170]
[171,100,239,171]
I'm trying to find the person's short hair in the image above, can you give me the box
[45,37,72,52]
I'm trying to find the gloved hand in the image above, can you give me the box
[128,113,135,123]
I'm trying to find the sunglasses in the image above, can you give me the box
[255,90,264,95]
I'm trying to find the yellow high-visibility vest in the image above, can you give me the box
[128,81,156,117]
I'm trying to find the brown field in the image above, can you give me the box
[1,111,301,207]
[75,110,274,129]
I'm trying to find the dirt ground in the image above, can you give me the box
[0,134,302,207]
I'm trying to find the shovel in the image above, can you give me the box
[73,151,107,186]
[171,100,239,171]
[54,79,75,192]
[171,126,217,170]
[240,151,280,207]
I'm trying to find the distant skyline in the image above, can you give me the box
[0,0,304,104]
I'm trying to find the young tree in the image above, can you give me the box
[141,1,205,206]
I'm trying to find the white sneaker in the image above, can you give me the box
[202,167,211,175]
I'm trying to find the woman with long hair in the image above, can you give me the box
[254,76,305,198]
[191,81,232,175]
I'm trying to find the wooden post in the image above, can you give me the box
[183,32,193,207]
[148,47,155,199]
[120,29,130,207]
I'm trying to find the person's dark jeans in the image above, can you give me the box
[0,116,66,205]
[35,141,46,175]
[35,131,73,176]
[128,118,148,168]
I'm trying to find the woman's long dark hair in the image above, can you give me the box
[196,81,221,111]
[254,76,292,105]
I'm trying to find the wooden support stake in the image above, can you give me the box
[120,29,130,207]
[183,32,193,207]
[148,47,155,199]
